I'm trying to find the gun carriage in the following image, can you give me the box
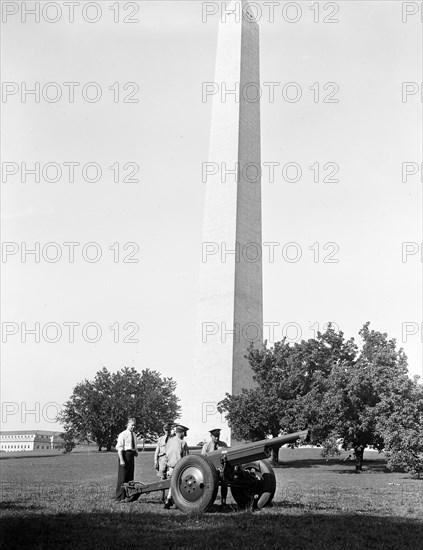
[124,429,308,513]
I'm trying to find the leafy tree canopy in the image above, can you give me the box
[218,323,422,474]
[59,367,180,451]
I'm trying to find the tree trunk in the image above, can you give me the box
[106,444,112,452]
[98,445,102,452]
[354,445,365,471]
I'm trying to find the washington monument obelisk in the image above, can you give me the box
[187,2,262,445]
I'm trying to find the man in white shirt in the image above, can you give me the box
[115,417,138,501]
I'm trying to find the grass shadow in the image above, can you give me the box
[276,458,389,472]
[0,509,422,549]
[0,501,42,512]
[0,454,63,461]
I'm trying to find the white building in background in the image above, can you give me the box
[0,430,63,452]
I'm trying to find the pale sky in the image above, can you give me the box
[1,1,422,433]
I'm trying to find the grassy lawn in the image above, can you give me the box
[1,448,422,549]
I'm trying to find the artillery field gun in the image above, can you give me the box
[124,429,308,513]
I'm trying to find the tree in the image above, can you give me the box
[59,367,180,451]
[218,340,290,462]
[218,325,356,461]
[218,389,281,437]
[58,426,77,454]
[218,323,422,473]
[381,376,423,477]
[320,324,416,470]
[219,385,306,462]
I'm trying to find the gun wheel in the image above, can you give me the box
[231,459,276,510]
[171,455,219,513]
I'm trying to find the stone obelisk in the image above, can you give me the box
[188,2,262,446]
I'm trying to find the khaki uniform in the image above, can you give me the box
[201,439,228,455]
[166,436,189,470]
[202,437,228,505]
[164,434,189,505]
[154,434,173,479]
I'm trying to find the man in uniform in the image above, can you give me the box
[202,428,228,508]
[154,422,173,480]
[154,422,173,501]
[164,424,189,509]
[115,417,138,501]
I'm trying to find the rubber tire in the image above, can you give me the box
[171,455,219,513]
[230,459,276,509]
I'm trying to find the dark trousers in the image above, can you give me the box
[115,450,136,501]
[221,483,228,502]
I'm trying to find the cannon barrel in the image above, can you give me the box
[205,429,309,468]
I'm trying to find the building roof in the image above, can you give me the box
[0,430,62,436]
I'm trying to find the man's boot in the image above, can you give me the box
[164,497,173,509]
